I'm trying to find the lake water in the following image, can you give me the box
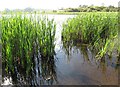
[2,14,118,85]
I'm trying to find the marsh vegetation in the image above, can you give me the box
[2,13,57,85]
[62,12,119,59]
[1,12,119,85]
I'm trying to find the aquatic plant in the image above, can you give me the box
[2,13,57,85]
[62,12,119,59]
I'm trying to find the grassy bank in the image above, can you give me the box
[62,12,119,59]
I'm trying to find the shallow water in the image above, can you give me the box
[2,14,118,85]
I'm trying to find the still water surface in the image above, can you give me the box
[2,14,118,85]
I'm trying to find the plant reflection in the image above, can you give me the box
[2,51,57,86]
[62,39,119,71]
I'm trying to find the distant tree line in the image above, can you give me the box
[63,5,118,12]
[1,5,119,14]
[2,7,36,14]
[2,7,51,14]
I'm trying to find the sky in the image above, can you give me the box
[0,0,119,11]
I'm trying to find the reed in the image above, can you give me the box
[62,12,119,59]
[2,13,56,76]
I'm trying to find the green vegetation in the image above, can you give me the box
[62,12,119,59]
[63,5,118,12]
[1,13,56,80]
[1,11,119,85]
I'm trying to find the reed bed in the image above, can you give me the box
[2,13,56,76]
[62,12,119,59]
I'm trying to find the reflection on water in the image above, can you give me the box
[2,50,57,85]
[2,14,119,85]
[56,43,118,85]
